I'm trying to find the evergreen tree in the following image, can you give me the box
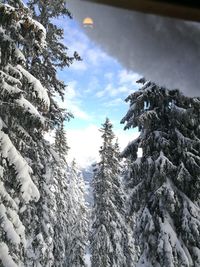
[54,121,70,160]
[18,1,75,264]
[121,79,200,266]
[52,154,70,267]
[25,1,87,265]
[16,1,80,265]
[27,0,79,128]
[0,2,49,266]
[91,118,135,267]
[51,127,87,267]
[65,159,88,267]
[0,1,86,266]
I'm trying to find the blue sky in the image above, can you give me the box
[52,17,140,166]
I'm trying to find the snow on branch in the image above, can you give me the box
[139,110,159,125]
[0,242,17,267]
[0,80,22,97]
[158,218,192,266]
[0,121,40,203]
[15,97,45,124]
[0,180,18,211]
[16,65,50,108]
[14,47,26,64]
[6,64,22,81]
[0,204,21,245]
[0,3,46,49]
[0,71,22,88]
[155,151,176,172]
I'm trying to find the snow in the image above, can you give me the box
[1,80,21,96]
[7,208,26,243]
[84,253,91,267]
[0,121,40,202]
[171,103,186,114]
[15,97,45,124]
[136,252,154,267]
[16,65,50,108]
[12,124,32,142]
[155,151,176,171]
[1,3,46,47]
[17,17,46,48]
[7,64,22,80]
[1,4,15,12]
[0,182,26,246]
[0,180,18,211]
[159,217,191,266]
[139,110,159,124]
[0,204,21,244]
[0,71,22,87]
[0,25,12,43]
[31,19,46,36]
[192,247,200,265]
[175,128,192,146]
[137,147,143,158]
[0,243,17,267]
[14,48,26,63]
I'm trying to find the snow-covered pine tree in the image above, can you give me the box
[1,0,86,266]
[5,1,78,265]
[90,118,135,267]
[121,79,200,267]
[27,0,79,128]
[49,122,81,267]
[0,1,71,265]
[0,2,55,265]
[0,1,49,266]
[49,123,88,267]
[65,159,88,267]
[54,121,70,160]
[51,151,70,267]
[25,1,87,265]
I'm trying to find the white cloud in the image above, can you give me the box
[66,81,77,99]
[66,45,112,72]
[104,72,114,81]
[104,98,123,107]
[118,70,140,86]
[96,89,105,98]
[69,105,92,120]
[67,124,139,167]
[84,76,100,94]
[67,125,101,167]
[115,129,140,152]
[96,83,130,98]
[95,69,141,99]
[70,60,88,71]
[57,81,92,121]
[79,47,112,71]
[109,85,130,97]
[87,48,109,66]
[70,40,88,55]
[44,125,141,168]
[63,22,113,72]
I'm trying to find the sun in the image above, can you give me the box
[83,17,94,28]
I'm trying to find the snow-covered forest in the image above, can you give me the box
[0,1,200,267]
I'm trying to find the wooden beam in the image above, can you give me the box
[83,0,200,21]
